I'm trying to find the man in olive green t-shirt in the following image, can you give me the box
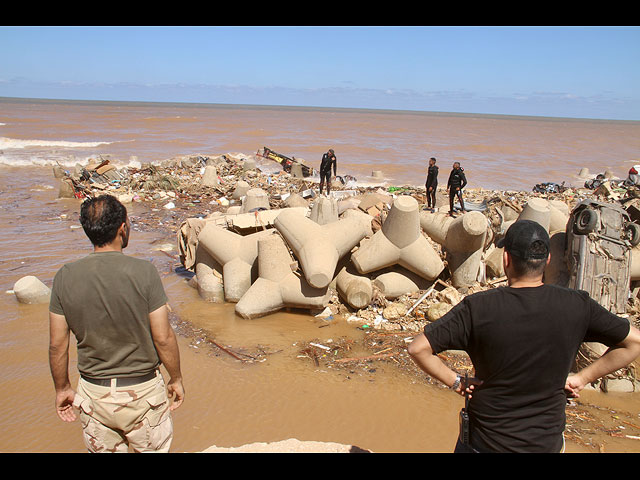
[48,194,185,452]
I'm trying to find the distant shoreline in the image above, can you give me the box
[2,96,638,125]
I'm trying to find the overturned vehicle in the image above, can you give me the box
[565,198,640,314]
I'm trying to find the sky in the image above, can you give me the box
[1,25,639,121]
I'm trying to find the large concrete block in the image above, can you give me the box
[518,197,551,232]
[373,267,431,299]
[235,234,330,319]
[194,244,225,303]
[274,208,371,289]
[201,166,219,187]
[309,197,339,225]
[241,188,270,213]
[420,210,487,287]
[548,200,570,233]
[336,266,373,309]
[197,224,273,302]
[544,231,570,287]
[13,276,51,304]
[232,180,251,199]
[352,195,444,281]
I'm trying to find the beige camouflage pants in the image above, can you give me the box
[73,372,173,453]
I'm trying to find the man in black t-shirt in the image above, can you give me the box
[408,220,640,453]
[425,157,439,212]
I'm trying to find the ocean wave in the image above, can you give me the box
[0,136,112,150]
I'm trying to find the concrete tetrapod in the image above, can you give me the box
[235,233,331,319]
[274,208,372,289]
[197,224,274,302]
[335,266,373,309]
[420,210,488,288]
[351,195,444,281]
[373,267,431,299]
[241,188,270,213]
[194,244,225,303]
[309,196,339,225]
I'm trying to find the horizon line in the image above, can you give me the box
[2,95,638,125]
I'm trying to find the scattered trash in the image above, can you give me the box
[49,152,640,391]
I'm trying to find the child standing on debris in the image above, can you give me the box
[319,149,337,195]
[425,157,439,212]
[447,162,467,216]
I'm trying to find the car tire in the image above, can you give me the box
[573,208,598,235]
[625,223,640,247]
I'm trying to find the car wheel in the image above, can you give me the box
[625,223,640,247]
[573,208,598,235]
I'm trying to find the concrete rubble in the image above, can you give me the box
[49,150,640,393]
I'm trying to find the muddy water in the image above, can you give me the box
[2,98,640,192]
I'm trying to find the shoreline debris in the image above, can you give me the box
[46,149,640,392]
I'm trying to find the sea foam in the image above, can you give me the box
[0,136,111,150]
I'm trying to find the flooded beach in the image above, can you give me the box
[2,98,640,453]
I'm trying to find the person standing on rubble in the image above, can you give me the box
[319,148,337,195]
[447,162,467,216]
[407,219,640,453]
[48,194,185,453]
[425,157,439,212]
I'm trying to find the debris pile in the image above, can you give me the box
[48,150,640,392]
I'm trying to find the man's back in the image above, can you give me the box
[50,251,168,379]
[424,284,630,452]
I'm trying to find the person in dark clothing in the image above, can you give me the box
[319,148,337,195]
[408,220,640,453]
[425,157,438,212]
[447,162,467,216]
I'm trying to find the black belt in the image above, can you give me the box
[81,370,158,387]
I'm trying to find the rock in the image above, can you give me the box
[382,302,408,320]
[439,286,463,305]
[426,302,452,322]
[13,276,51,304]
[201,438,371,453]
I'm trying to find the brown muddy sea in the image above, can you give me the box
[1,98,640,453]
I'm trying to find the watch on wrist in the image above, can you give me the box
[451,374,461,390]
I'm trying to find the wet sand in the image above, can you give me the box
[2,165,640,453]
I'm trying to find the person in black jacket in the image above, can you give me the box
[319,149,337,195]
[447,162,467,216]
[425,157,439,212]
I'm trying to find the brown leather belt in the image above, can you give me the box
[81,370,158,387]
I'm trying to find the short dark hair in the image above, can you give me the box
[509,240,548,277]
[80,195,127,246]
